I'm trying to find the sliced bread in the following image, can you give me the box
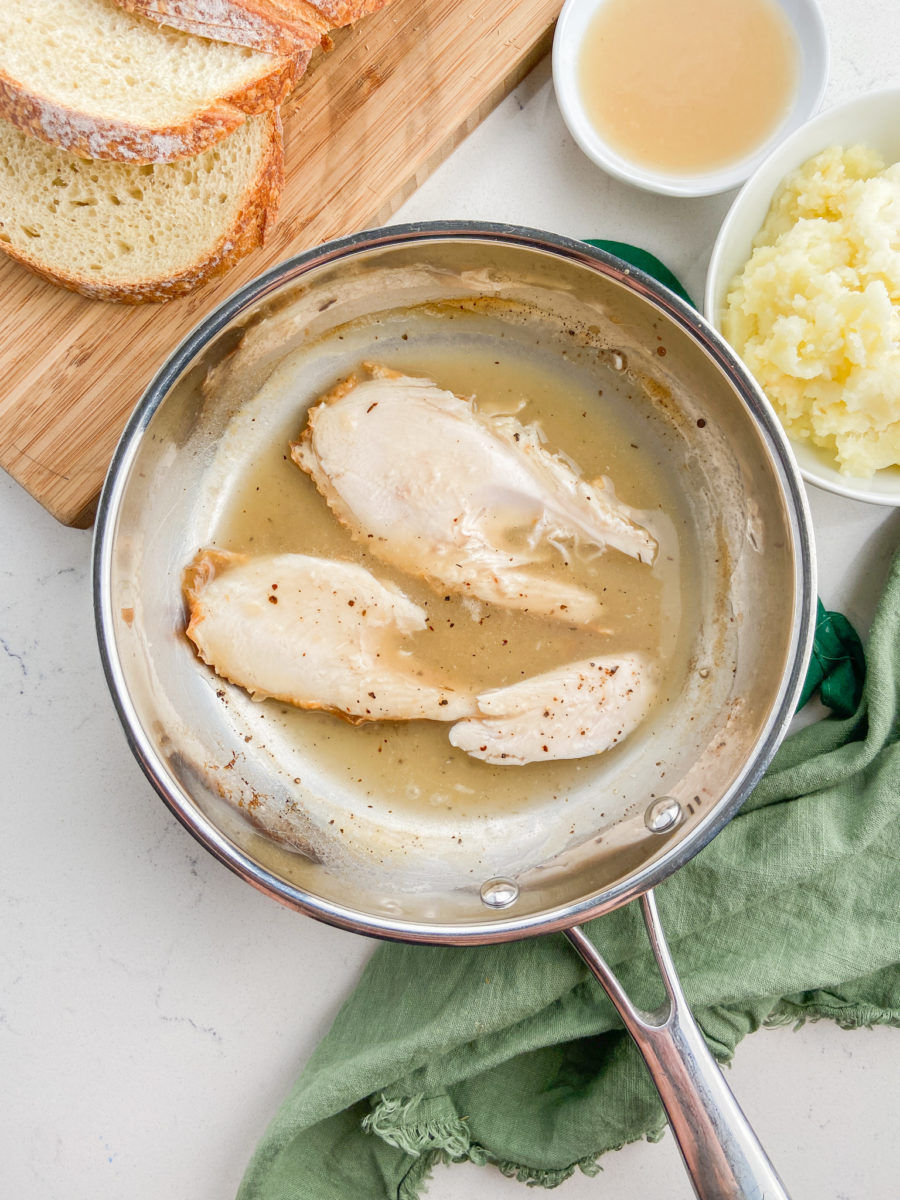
[0,110,284,302]
[110,0,391,55]
[0,0,307,163]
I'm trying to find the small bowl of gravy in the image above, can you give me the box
[552,0,829,197]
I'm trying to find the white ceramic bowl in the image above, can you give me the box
[706,87,900,506]
[551,0,829,198]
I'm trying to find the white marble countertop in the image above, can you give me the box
[3,4,900,1197]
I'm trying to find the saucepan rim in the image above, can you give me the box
[93,221,816,944]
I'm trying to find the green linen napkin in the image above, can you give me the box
[239,545,900,1200]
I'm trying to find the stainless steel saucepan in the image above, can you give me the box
[94,225,815,1200]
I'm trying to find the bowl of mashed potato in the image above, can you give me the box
[706,87,900,504]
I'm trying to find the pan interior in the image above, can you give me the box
[100,233,807,938]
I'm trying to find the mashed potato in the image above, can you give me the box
[723,144,900,477]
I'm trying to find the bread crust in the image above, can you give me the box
[114,0,324,55]
[111,0,390,54]
[0,111,286,303]
[0,47,308,163]
[310,0,392,27]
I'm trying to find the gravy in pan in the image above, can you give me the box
[194,302,700,862]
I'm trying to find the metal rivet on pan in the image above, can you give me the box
[480,877,519,908]
[645,796,684,834]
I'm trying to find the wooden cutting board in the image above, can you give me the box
[0,0,561,527]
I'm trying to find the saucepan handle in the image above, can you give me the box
[565,890,790,1200]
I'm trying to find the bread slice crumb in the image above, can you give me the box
[0,110,284,302]
[0,0,307,162]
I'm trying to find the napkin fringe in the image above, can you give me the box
[763,1000,900,1032]
[397,1143,612,1195]
[401,1139,666,1195]
[495,1151,605,1187]
[491,1123,669,1189]
[370,1093,654,1194]
[378,1091,670,1195]
[363,1093,471,1160]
